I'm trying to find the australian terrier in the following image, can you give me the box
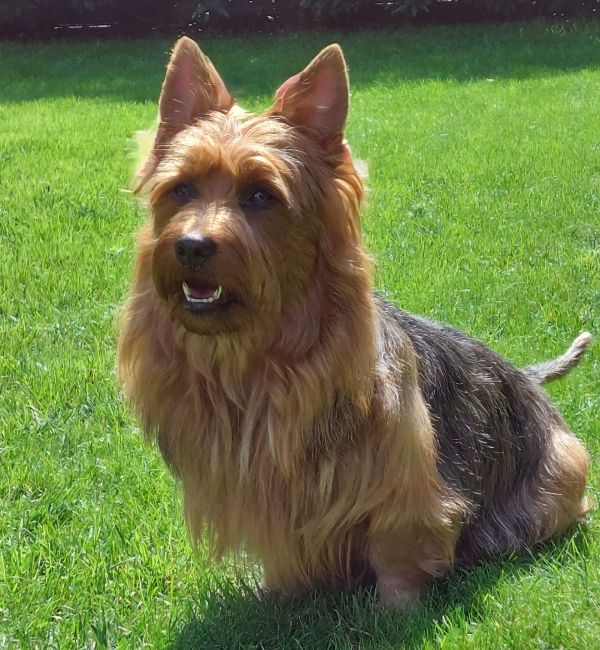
[118,37,592,608]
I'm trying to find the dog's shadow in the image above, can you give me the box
[170,526,590,649]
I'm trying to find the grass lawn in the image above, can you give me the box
[1,21,599,649]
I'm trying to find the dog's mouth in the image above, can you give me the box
[181,280,233,314]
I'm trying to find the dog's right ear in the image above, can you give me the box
[272,44,349,146]
[134,37,233,192]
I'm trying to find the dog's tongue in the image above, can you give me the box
[186,280,218,300]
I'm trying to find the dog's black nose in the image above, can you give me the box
[175,235,218,267]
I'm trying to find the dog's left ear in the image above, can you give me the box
[134,37,233,192]
[272,44,349,145]
[157,36,233,137]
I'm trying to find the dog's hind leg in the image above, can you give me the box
[534,427,590,542]
[469,425,591,558]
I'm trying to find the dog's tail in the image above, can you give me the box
[523,332,593,384]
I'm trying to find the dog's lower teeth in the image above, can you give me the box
[182,282,222,304]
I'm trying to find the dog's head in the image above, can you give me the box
[134,38,366,338]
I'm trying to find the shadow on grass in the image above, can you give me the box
[2,22,600,104]
[170,526,591,649]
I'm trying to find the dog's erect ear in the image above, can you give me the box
[272,44,349,144]
[134,38,233,191]
[158,36,233,135]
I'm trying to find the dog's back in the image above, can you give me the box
[377,296,590,563]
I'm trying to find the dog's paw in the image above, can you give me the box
[257,578,271,595]
[377,576,422,611]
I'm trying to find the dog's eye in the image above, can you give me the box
[250,190,271,204]
[172,182,197,204]
[241,188,274,209]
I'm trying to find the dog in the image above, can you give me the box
[117,37,592,608]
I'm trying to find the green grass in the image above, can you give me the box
[1,21,599,649]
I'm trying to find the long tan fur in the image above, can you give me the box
[118,38,590,606]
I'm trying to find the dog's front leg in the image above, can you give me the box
[368,525,455,609]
